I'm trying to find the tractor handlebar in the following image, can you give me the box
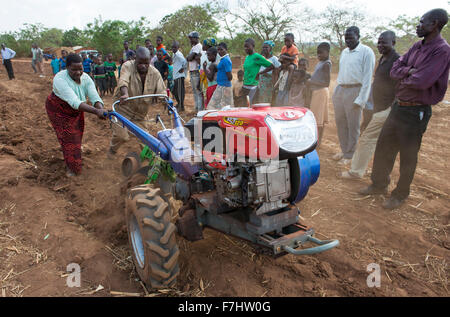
[111,94,171,112]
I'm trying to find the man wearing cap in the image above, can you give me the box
[186,31,204,112]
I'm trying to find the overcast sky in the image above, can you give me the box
[0,0,448,33]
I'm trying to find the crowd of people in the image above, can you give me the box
[8,7,446,211]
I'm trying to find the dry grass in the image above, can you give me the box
[0,201,47,297]
[104,244,134,271]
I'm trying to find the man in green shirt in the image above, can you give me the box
[242,38,274,104]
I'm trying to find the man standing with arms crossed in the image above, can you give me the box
[332,26,375,165]
[359,9,450,209]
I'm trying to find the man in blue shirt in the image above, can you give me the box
[207,42,233,110]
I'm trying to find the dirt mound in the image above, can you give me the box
[0,59,448,297]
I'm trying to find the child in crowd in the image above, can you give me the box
[59,50,68,70]
[104,53,117,95]
[280,33,300,67]
[306,42,331,147]
[233,70,246,107]
[93,55,107,97]
[81,53,93,77]
[202,47,218,107]
[154,50,169,81]
[156,35,170,61]
[289,58,311,107]
[273,53,295,106]
[50,54,60,76]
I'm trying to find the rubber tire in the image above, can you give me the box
[126,184,180,289]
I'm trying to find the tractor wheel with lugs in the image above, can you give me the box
[125,184,179,289]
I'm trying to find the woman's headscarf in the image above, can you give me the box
[203,38,217,47]
[263,40,275,52]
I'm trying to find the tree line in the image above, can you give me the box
[1,0,448,62]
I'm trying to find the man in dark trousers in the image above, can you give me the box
[1,44,16,80]
[171,41,187,112]
[359,8,450,209]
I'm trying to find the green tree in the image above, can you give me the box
[13,23,48,56]
[40,28,63,48]
[86,18,130,58]
[386,15,419,54]
[315,3,367,52]
[152,4,220,55]
[223,0,304,42]
[85,17,151,59]
[123,17,151,47]
[62,27,89,47]
[0,33,18,51]
[375,14,450,55]
[221,32,264,56]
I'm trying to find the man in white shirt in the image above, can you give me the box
[1,44,16,80]
[171,41,187,112]
[332,26,375,164]
[186,31,203,111]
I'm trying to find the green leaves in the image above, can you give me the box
[151,4,219,55]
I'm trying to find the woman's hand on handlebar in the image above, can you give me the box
[96,108,107,120]
[93,102,107,119]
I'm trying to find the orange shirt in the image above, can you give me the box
[281,45,300,66]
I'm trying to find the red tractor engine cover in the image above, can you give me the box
[201,105,308,161]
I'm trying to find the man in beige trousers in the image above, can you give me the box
[341,31,399,179]
[109,47,166,155]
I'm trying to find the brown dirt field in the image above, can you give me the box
[0,59,448,297]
